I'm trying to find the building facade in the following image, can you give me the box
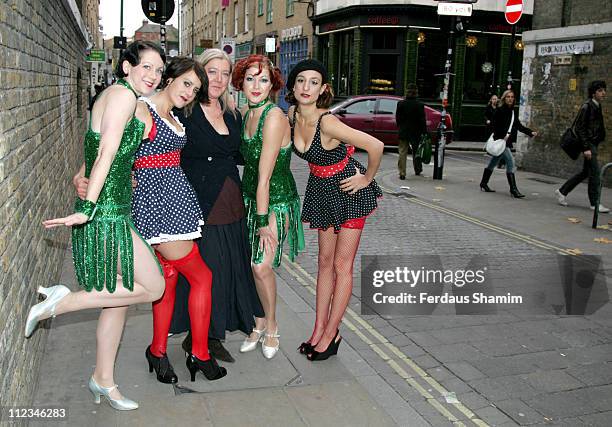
[517,0,611,185]
[134,20,180,55]
[312,0,534,139]
[0,0,93,407]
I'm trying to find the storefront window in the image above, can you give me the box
[463,34,502,103]
[416,30,447,101]
[278,37,309,111]
[335,32,354,96]
[366,29,401,95]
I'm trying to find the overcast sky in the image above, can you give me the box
[99,0,180,39]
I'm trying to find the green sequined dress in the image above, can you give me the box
[240,103,305,268]
[72,79,157,292]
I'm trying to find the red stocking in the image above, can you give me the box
[166,243,213,361]
[150,252,179,357]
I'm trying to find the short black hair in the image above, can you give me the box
[161,56,209,104]
[115,41,166,78]
[588,80,606,97]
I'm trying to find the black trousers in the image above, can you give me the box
[559,145,600,206]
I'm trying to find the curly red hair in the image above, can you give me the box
[232,54,284,93]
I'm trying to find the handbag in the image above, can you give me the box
[560,108,584,160]
[485,111,514,157]
[416,134,432,164]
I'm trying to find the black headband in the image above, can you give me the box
[286,59,328,90]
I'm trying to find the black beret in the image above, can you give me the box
[286,59,328,90]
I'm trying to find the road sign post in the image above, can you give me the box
[504,0,523,89]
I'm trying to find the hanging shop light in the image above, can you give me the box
[417,32,426,44]
[465,35,478,48]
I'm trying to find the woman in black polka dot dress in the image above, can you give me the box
[286,59,383,361]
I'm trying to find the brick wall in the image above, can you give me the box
[0,0,88,410]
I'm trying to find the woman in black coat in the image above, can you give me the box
[479,90,537,197]
[171,49,264,363]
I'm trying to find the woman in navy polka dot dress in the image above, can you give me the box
[286,59,384,361]
[74,57,227,383]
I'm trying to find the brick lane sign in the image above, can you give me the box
[437,2,473,17]
[505,0,523,25]
[537,40,594,57]
[86,50,105,62]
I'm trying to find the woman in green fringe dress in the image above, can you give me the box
[231,54,304,359]
[26,42,167,411]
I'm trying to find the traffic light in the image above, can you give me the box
[113,36,127,49]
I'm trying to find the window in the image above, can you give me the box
[286,0,294,17]
[234,3,238,36]
[257,0,263,16]
[222,8,227,37]
[377,99,398,114]
[266,0,272,23]
[244,0,250,32]
[215,12,219,41]
[345,100,376,115]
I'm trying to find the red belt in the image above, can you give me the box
[133,150,181,169]
[309,145,355,178]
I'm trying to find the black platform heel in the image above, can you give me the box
[145,345,178,384]
[186,354,227,381]
[307,330,342,361]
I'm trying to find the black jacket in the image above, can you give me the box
[484,105,496,133]
[492,104,533,148]
[395,97,427,141]
[176,104,244,222]
[575,99,606,150]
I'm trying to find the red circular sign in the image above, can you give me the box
[505,0,523,25]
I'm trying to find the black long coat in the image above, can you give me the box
[395,96,427,141]
[176,104,244,221]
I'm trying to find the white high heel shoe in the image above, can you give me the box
[262,329,280,359]
[24,285,71,338]
[88,376,138,411]
[240,327,265,353]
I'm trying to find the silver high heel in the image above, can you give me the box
[88,376,138,411]
[239,327,265,353]
[262,329,280,359]
[24,285,71,338]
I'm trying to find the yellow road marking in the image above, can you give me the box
[281,256,489,426]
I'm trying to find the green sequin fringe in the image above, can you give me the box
[244,196,305,268]
[71,202,159,292]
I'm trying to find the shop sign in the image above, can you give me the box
[86,49,105,62]
[321,20,352,33]
[366,16,400,25]
[236,42,252,59]
[537,40,593,56]
[281,25,303,41]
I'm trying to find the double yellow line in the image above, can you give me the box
[281,255,489,427]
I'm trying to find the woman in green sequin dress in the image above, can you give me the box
[231,54,305,359]
[27,42,167,411]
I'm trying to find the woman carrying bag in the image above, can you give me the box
[479,90,537,197]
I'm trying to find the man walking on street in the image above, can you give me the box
[396,83,427,180]
[555,80,609,213]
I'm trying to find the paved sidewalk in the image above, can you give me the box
[31,248,418,427]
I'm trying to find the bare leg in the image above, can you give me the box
[251,212,283,348]
[92,306,128,399]
[49,228,165,317]
[313,228,363,352]
[308,228,338,347]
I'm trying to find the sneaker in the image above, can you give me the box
[590,204,610,213]
[555,189,568,206]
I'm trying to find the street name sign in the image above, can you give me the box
[538,40,594,56]
[505,0,523,25]
[86,50,105,62]
[437,2,473,16]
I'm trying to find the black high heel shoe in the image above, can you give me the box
[145,345,178,384]
[186,354,227,381]
[297,341,314,354]
[307,330,342,361]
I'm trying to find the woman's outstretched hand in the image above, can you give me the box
[43,213,88,228]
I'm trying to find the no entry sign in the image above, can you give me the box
[505,0,523,25]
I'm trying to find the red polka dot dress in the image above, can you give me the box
[131,98,204,244]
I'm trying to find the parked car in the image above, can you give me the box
[330,95,453,148]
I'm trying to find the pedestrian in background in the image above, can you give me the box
[556,80,609,213]
[485,94,505,169]
[395,83,427,179]
[479,89,537,197]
